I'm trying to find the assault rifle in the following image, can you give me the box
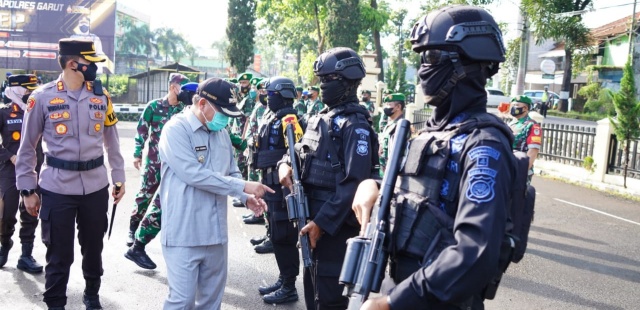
[339,119,411,309]
[284,123,313,268]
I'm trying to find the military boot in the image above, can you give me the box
[263,278,298,304]
[126,220,140,247]
[0,239,13,268]
[243,214,265,225]
[83,278,102,310]
[258,276,283,295]
[254,237,273,254]
[232,198,245,208]
[17,242,43,273]
[250,235,267,246]
[124,241,157,269]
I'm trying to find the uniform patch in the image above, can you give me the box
[62,111,70,119]
[55,123,67,135]
[94,111,103,119]
[94,123,101,132]
[49,113,62,120]
[48,104,70,112]
[9,113,17,117]
[89,104,106,111]
[533,128,541,135]
[468,146,501,161]
[478,157,489,167]
[355,128,370,136]
[440,179,450,196]
[531,136,541,143]
[465,168,497,203]
[49,97,65,104]
[195,146,207,151]
[90,97,103,104]
[27,97,35,112]
[357,140,369,156]
[56,81,64,91]
[12,131,20,141]
[7,119,22,124]
[334,115,347,128]
[450,133,469,154]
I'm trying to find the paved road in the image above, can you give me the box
[1,121,638,309]
[487,108,597,128]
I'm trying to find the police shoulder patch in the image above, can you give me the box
[356,140,369,156]
[465,168,497,203]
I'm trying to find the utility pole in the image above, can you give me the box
[514,9,530,96]
[629,0,638,62]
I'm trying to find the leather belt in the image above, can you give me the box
[46,155,104,171]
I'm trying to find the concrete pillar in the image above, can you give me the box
[375,81,387,114]
[590,118,615,182]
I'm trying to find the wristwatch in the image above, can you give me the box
[20,189,36,197]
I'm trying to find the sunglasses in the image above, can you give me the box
[420,50,454,66]
[319,74,342,83]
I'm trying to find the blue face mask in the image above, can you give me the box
[202,105,229,132]
[249,89,257,100]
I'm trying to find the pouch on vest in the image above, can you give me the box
[509,150,536,263]
[255,149,287,169]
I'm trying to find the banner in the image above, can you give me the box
[0,0,116,73]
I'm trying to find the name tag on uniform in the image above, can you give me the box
[195,146,207,151]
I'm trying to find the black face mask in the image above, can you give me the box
[258,94,267,105]
[241,86,249,94]
[177,90,194,105]
[267,95,286,111]
[79,25,89,33]
[418,63,455,107]
[320,80,347,107]
[510,106,526,117]
[383,107,395,116]
[21,94,30,104]
[361,96,369,102]
[74,61,98,81]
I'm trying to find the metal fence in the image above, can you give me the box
[607,135,640,179]
[412,109,432,131]
[538,123,596,167]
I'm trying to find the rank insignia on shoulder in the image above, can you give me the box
[90,97,103,104]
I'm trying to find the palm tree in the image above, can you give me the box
[184,43,198,66]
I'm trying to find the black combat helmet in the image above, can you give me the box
[313,47,366,80]
[410,5,505,63]
[264,76,296,99]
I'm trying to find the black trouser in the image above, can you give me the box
[0,168,38,245]
[40,186,109,307]
[303,197,359,310]
[268,204,299,279]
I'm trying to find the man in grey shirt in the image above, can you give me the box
[158,78,271,310]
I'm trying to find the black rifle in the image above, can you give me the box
[339,119,411,309]
[284,123,313,268]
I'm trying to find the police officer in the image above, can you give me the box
[126,73,189,269]
[16,39,126,310]
[0,74,43,274]
[378,93,405,174]
[509,95,542,183]
[279,47,379,310]
[252,76,302,304]
[351,6,515,309]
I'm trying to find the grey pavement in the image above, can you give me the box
[1,121,638,309]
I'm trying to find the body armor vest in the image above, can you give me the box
[254,107,298,186]
[389,114,513,282]
[298,102,379,190]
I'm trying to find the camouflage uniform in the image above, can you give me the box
[293,99,307,117]
[360,99,375,117]
[378,114,404,175]
[246,102,268,181]
[306,98,324,117]
[132,98,184,244]
[230,93,255,179]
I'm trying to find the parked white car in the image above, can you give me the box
[523,90,559,110]
[486,87,511,108]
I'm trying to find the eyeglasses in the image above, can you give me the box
[319,74,342,83]
[420,50,453,66]
[267,90,279,97]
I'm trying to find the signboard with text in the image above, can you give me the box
[0,0,116,73]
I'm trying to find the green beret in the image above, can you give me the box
[308,86,319,92]
[296,86,303,92]
[256,80,267,90]
[512,95,532,108]
[384,93,405,103]
[237,72,253,81]
[361,90,371,95]
[229,78,238,84]
[250,77,263,86]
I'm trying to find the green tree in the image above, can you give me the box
[227,0,257,73]
[360,0,390,81]
[184,43,198,67]
[610,60,640,188]
[116,17,155,71]
[523,0,593,112]
[326,0,361,50]
[500,38,521,94]
[155,28,185,65]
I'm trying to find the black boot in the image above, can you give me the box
[263,278,298,304]
[0,239,13,268]
[250,235,267,246]
[124,242,157,269]
[17,242,43,273]
[126,220,140,247]
[258,276,283,295]
[254,238,273,254]
[243,214,265,225]
[232,198,245,208]
[83,278,102,310]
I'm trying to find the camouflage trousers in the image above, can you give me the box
[135,193,161,245]
[131,163,160,223]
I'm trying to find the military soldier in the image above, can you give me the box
[125,73,189,270]
[378,93,405,174]
[16,39,126,310]
[279,47,379,310]
[293,86,307,117]
[377,88,393,131]
[509,95,542,183]
[243,79,269,223]
[305,85,323,118]
[230,73,255,179]
[0,74,43,274]
[351,6,515,309]
[360,90,375,116]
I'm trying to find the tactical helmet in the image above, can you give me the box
[313,47,366,80]
[410,5,505,63]
[264,76,296,99]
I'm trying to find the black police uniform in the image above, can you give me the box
[382,112,514,309]
[0,103,43,254]
[294,101,378,309]
[254,107,300,292]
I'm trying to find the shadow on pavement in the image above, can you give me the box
[530,226,606,245]
[528,237,640,268]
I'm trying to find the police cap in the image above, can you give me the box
[58,38,106,63]
[8,74,38,90]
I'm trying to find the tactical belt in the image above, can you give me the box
[46,155,104,171]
